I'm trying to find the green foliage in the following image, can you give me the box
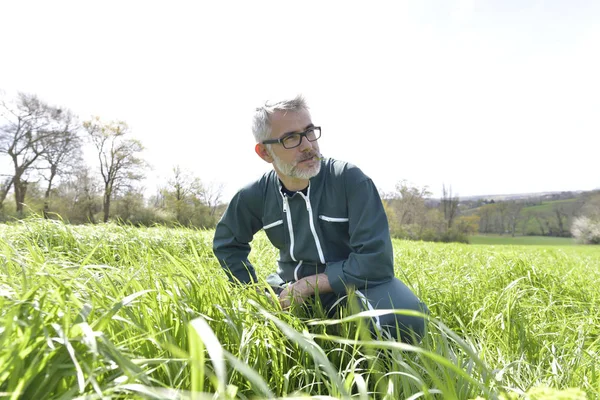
[474,198,584,238]
[0,219,599,399]
[385,181,477,244]
[470,235,579,246]
[524,199,580,213]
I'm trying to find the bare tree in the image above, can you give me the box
[441,184,459,229]
[520,211,534,235]
[495,202,509,234]
[84,117,146,223]
[477,205,493,233]
[0,92,65,215]
[148,189,166,209]
[533,211,549,236]
[199,181,224,217]
[506,201,525,237]
[72,167,102,223]
[38,110,81,218]
[553,204,569,236]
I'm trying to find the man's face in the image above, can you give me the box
[266,109,321,180]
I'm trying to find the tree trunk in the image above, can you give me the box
[0,177,14,212]
[555,209,565,236]
[43,165,57,219]
[103,192,111,223]
[13,173,27,216]
[103,182,113,223]
[88,207,96,224]
[535,216,546,236]
[87,196,96,224]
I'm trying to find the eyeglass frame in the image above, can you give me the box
[261,126,322,149]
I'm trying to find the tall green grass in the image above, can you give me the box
[0,219,598,399]
[469,235,579,246]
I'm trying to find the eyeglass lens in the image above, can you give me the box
[282,128,321,149]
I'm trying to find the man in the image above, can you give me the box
[213,95,428,342]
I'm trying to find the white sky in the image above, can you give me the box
[1,0,599,200]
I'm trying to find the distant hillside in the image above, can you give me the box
[453,190,600,237]
[459,190,589,202]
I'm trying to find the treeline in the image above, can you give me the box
[383,181,600,244]
[4,91,599,243]
[0,91,223,227]
[382,182,478,244]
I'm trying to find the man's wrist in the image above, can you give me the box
[291,278,312,299]
[295,273,332,298]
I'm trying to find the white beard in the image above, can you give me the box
[269,150,322,179]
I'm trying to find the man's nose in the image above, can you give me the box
[297,135,313,151]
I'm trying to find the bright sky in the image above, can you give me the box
[1,0,599,201]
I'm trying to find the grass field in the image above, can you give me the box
[1,219,599,399]
[522,199,581,213]
[469,235,579,246]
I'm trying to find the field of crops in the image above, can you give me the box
[469,235,578,246]
[1,219,599,399]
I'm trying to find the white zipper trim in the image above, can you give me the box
[282,194,297,262]
[263,220,283,230]
[299,187,326,265]
[293,260,303,281]
[355,290,382,332]
[318,215,349,223]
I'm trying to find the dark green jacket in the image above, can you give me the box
[213,158,394,294]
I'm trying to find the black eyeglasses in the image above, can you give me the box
[261,126,321,149]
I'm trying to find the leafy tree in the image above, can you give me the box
[477,204,494,233]
[455,215,480,235]
[163,165,202,225]
[0,92,69,215]
[113,189,147,224]
[553,204,570,237]
[391,180,431,226]
[385,181,458,242]
[571,216,600,244]
[71,167,102,223]
[520,210,538,235]
[38,110,81,218]
[160,166,219,227]
[506,201,525,237]
[571,192,600,244]
[84,117,146,222]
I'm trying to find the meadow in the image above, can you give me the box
[1,219,599,399]
[469,235,578,246]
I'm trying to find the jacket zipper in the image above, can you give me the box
[282,194,297,262]
[299,187,326,265]
[293,260,303,281]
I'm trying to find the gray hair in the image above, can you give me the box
[252,94,309,143]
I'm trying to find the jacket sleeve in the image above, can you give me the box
[325,172,395,293]
[213,186,263,284]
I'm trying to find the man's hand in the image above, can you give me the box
[278,281,308,309]
[278,273,333,309]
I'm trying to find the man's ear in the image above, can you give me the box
[255,143,273,163]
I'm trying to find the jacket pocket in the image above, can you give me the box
[318,215,349,223]
[318,215,350,257]
[263,219,286,249]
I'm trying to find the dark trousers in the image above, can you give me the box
[270,273,428,343]
[315,277,428,343]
